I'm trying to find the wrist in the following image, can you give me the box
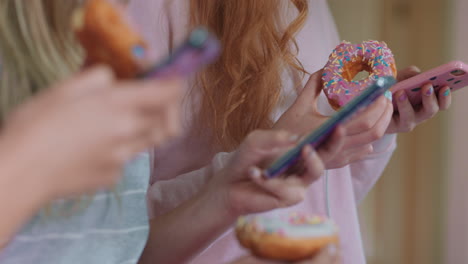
[203,169,241,222]
[0,138,51,243]
[371,134,397,154]
[0,139,51,209]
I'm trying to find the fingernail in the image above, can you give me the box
[399,93,407,101]
[327,245,338,256]
[425,87,434,96]
[305,145,315,159]
[384,91,393,101]
[443,89,450,97]
[132,45,145,59]
[289,134,299,143]
[248,167,262,179]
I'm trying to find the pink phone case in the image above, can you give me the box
[391,61,468,108]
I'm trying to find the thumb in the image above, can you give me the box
[60,66,115,98]
[397,65,421,82]
[297,69,324,107]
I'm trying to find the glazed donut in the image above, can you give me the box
[322,40,397,109]
[235,213,339,261]
[72,0,147,79]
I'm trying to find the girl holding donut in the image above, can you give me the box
[126,0,452,263]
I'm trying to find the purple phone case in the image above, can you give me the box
[140,28,220,79]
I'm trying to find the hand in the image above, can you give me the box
[387,66,452,134]
[0,66,182,203]
[230,246,341,264]
[207,129,335,217]
[274,70,393,169]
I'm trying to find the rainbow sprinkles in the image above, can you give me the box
[322,40,397,109]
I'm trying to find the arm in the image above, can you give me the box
[140,130,330,264]
[0,145,47,249]
[140,178,236,264]
[147,152,233,217]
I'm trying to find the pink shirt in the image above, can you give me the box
[128,1,397,263]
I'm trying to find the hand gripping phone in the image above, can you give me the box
[264,76,397,178]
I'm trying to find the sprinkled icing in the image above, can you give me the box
[237,213,338,239]
[132,45,146,59]
[322,40,397,107]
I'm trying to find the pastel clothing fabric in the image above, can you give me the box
[127,1,397,263]
[0,153,151,264]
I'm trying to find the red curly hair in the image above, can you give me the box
[188,0,309,151]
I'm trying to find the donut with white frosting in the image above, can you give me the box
[235,213,339,261]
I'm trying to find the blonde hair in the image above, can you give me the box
[0,0,84,122]
[189,0,308,151]
[0,0,126,215]
[0,0,309,150]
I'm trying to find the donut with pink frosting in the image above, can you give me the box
[322,40,397,109]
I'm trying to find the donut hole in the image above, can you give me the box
[352,71,371,82]
[343,62,373,82]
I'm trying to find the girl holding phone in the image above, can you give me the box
[0,1,336,263]
[129,0,452,263]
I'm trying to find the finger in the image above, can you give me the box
[29,66,115,110]
[324,144,373,169]
[343,101,393,148]
[115,79,183,110]
[378,100,394,134]
[296,70,324,107]
[394,90,416,132]
[249,168,306,206]
[437,86,452,111]
[136,107,181,148]
[244,130,299,153]
[112,114,159,153]
[164,104,182,138]
[300,145,325,185]
[144,99,182,144]
[316,126,346,162]
[63,65,115,96]
[397,65,421,82]
[344,96,388,135]
[345,144,374,164]
[417,83,439,122]
[236,131,300,175]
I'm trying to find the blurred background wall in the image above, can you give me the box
[446,0,468,263]
[328,0,467,263]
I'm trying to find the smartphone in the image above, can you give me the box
[264,76,397,178]
[391,61,468,108]
[139,27,221,79]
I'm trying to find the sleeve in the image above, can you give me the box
[349,134,397,203]
[146,152,234,218]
